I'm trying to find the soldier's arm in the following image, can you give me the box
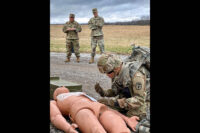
[118,71,146,110]
[98,96,119,107]
[103,84,120,97]
[123,95,145,110]
[96,17,104,27]
[95,82,116,97]
[104,83,120,97]
[95,83,117,97]
[62,24,68,33]
[104,89,116,97]
[75,23,82,32]
[88,19,96,30]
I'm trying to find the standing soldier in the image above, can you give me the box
[63,13,82,63]
[88,8,105,64]
[95,47,150,120]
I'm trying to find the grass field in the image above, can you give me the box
[50,25,150,54]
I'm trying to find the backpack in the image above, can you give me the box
[124,45,150,71]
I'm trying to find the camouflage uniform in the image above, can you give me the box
[63,14,82,58]
[124,45,150,119]
[88,8,105,57]
[97,51,150,119]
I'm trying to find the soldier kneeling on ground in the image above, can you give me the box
[95,45,150,133]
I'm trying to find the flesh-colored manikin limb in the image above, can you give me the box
[75,108,107,133]
[109,108,139,132]
[50,100,78,133]
[99,110,131,133]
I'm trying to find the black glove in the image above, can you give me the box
[95,83,105,97]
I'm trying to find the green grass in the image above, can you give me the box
[50,43,66,52]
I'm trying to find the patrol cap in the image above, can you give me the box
[97,54,122,74]
[92,8,98,13]
[69,14,75,18]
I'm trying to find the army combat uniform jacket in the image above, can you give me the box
[63,21,82,39]
[88,16,104,37]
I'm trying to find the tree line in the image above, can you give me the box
[79,20,150,25]
[104,20,150,25]
[52,19,150,25]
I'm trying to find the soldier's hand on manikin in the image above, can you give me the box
[68,123,78,133]
[117,98,126,108]
[126,116,140,131]
[71,123,78,129]
[68,128,78,133]
[95,83,105,97]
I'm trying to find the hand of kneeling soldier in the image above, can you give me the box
[117,98,126,108]
[68,123,78,133]
[95,83,105,97]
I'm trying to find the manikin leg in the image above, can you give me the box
[75,109,107,133]
[50,100,78,133]
[99,110,131,133]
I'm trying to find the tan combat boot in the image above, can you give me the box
[76,57,80,63]
[64,57,70,62]
[89,57,94,64]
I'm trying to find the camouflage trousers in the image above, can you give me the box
[66,39,80,58]
[91,35,104,57]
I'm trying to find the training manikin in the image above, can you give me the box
[50,87,140,133]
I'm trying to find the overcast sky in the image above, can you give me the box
[50,0,150,24]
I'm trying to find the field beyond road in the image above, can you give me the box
[50,25,150,54]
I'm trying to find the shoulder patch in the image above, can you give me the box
[135,82,142,90]
[132,71,146,96]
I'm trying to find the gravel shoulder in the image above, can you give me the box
[50,52,128,99]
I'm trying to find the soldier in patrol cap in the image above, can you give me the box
[63,13,82,63]
[95,53,150,120]
[88,8,105,64]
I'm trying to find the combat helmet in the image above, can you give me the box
[97,54,122,74]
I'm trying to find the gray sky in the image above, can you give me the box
[50,0,150,24]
